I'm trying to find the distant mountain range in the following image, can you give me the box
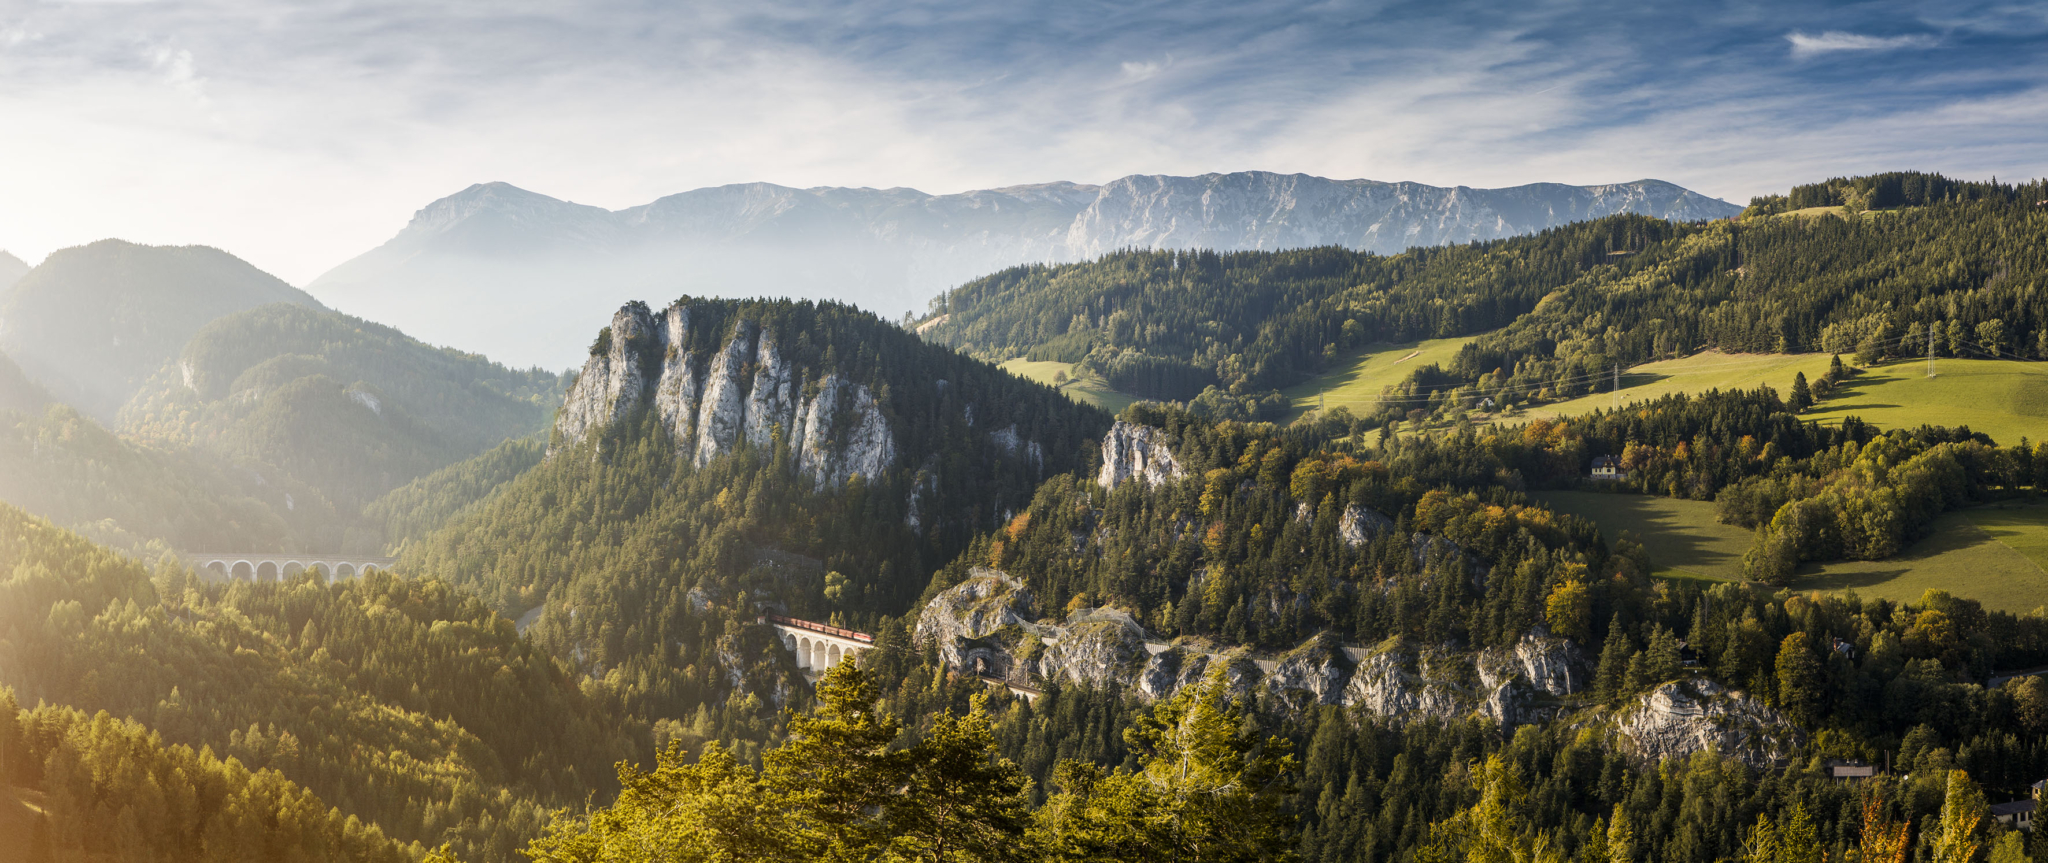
[308,172,1742,370]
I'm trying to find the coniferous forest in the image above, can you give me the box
[1,172,2046,863]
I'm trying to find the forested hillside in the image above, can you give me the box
[923,173,2048,428]
[6,173,2048,863]
[0,404,326,555]
[0,353,48,416]
[402,297,1110,750]
[0,240,324,419]
[120,303,563,516]
[530,386,2048,863]
[0,502,638,861]
[0,690,419,863]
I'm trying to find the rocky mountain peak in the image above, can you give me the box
[553,300,895,489]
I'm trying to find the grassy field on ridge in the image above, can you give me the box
[1537,491,2048,613]
[999,359,1137,416]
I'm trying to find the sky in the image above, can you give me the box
[1,0,2045,285]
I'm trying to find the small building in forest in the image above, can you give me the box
[1991,799,2035,831]
[1589,456,1621,480]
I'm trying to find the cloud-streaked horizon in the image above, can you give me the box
[0,0,2043,285]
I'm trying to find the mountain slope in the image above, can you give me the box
[0,501,638,862]
[0,352,47,416]
[119,303,563,518]
[0,251,25,292]
[308,173,1739,370]
[0,240,324,419]
[404,296,1109,725]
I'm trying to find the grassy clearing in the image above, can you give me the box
[1765,206,1915,222]
[1531,352,2048,447]
[999,359,1136,416]
[1533,491,1752,581]
[1798,505,2048,613]
[1957,501,2048,582]
[1530,352,1836,422]
[1801,357,2048,447]
[1282,334,1484,421]
[1536,491,2048,612]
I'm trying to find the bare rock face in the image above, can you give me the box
[1478,632,1590,698]
[1613,679,1804,768]
[913,567,1036,670]
[554,302,896,488]
[1262,632,1353,708]
[1040,608,1149,689]
[1097,421,1186,490]
[911,572,1592,728]
[1343,649,1475,720]
[1138,646,1203,701]
[1338,504,1394,547]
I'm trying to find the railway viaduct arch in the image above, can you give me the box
[762,614,872,672]
[182,552,397,584]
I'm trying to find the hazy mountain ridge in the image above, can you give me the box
[0,251,26,292]
[0,352,48,415]
[0,239,324,419]
[309,172,1740,370]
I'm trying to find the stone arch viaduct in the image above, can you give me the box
[182,552,397,584]
[762,614,872,672]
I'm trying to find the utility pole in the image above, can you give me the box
[1928,324,1938,378]
[1612,363,1620,410]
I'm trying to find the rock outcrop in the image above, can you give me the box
[555,301,895,488]
[1478,632,1590,698]
[1613,679,1804,768]
[914,577,1591,728]
[912,568,1038,671]
[1342,649,1476,720]
[1039,608,1149,689]
[1262,633,1353,708]
[1097,421,1186,490]
[1338,504,1394,547]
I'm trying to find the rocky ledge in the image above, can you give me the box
[914,569,1590,725]
[1611,679,1804,768]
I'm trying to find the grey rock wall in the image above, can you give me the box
[1097,421,1187,490]
[553,302,896,489]
[1612,679,1804,768]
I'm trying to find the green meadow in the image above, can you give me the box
[1531,351,1835,422]
[1534,352,2048,447]
[1282,335,1483,420]
[1536,491,2048,613]
[1801,357,2048,447]
[999,358,1138,416]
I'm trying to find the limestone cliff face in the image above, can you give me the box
[914,572,1590,726]
[1613,679,1804,768]
[913,568,1038,670]
[1038,608,1150,689]
[554,302,896,488]
[1343,650,1475,720]
[1478,632,1590,698]
[1261,633,1354,709]
[1097,421,1186,490]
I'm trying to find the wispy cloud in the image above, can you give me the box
[1787,30,1938,58]
[0,1,2039,286]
